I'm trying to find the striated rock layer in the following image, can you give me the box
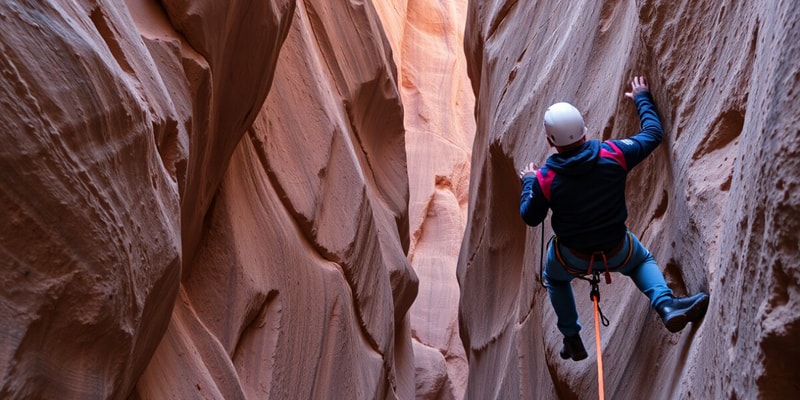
[459,0,800,399]
[374,0,475,399]
[137,0,420,397]
[2,0,296,397]
[2,1,187,398]
[135,0,420,398]
[1,0,475,398]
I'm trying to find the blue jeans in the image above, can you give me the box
[543,231,673,337]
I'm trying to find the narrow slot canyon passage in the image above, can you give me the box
[1,1,799,399]
[374,1,475,398]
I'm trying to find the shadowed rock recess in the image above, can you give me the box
[1,0,797,400]
[459,1,799,399]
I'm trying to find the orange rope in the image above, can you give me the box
[593,296,605,400]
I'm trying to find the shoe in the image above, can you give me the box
[656,292,710,333]
[559,334,588,361]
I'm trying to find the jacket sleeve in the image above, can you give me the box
[520,175,549,226]
[613,92,664,169]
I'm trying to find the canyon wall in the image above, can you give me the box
[1,0,475,399]
[4,0,796,399]
[374,1,474,399]
[1,0,296,398]
[135,0,419,397]
[459,0,800,399]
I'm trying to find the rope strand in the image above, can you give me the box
[593,295,606,400]
[544,235,622,399]
[578,270,609,399]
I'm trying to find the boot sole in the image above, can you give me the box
[571,350,588,361]
[560,344,589,361]
[664,294,709,333]
[559,350,588,361]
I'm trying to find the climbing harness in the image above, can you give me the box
[548,233,633,400]
[552,232,635,279]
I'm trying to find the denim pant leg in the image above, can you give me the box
[543,232,674,337]
[543,241,581,337]
[616,233,673,308]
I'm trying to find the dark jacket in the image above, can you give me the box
[520,92,663,252]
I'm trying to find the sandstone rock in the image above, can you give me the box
[5,0,467,396]
[412,340,453,400]
[460,0,800,399]
[154,0,295,270]
[136,0,418,398]
[0,0,293,398]
[374,1,474,399]
[17,0,797,398]
[0,1,184,398]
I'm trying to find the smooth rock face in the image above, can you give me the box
[1,0,480,397]
[374,1,475,399]
[460,1,800,399]
[137,0,419,398]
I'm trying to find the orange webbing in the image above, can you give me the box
[593,296,605,400]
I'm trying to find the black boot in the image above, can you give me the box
[656,292,710,333]
[559,334,588,361]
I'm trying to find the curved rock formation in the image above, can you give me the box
[375,1,475,398]
[135,0,418,398]
[4,0,411,397]
[2,0,296,396]
[459,1,800,399]
[5,0,794,398]
[1,1,187,398]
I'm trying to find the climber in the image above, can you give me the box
[518,76,710,361]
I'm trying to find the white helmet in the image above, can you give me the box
[543,102,586,146]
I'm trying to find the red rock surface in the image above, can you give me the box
[2,0,409,397]
[375,1,475,398]
[136,0,419,398]
[1,0,474,398]
[4,0,796,399]
[1,1,187,398]
[460,1,800,399]
[2,0,296,396]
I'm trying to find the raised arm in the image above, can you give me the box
[614,76,664,169]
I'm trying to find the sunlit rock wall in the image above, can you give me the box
[374,0,475,398]
[1,0,424,398]
[459,1,800,399]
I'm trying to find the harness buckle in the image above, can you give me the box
[589,272,601,301]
